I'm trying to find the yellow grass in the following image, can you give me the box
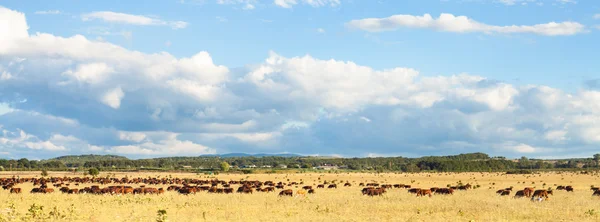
[1,171,600,222]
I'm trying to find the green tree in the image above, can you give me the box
[41,169,49,177]
[88,168,100,177]
[301,163,312,169]
[594,154,600,167]
[220,162,230,172]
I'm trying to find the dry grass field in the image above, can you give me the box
[1,171,600,222]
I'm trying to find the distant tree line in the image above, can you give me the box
[1,152,599,172]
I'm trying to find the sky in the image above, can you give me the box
[0,0,599,159]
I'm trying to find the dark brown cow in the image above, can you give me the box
[408,188,421,194]
[317,184,325,188]
[565,186,574,192]
[593,190,600,196]
[514,190,526,198]
[9,188,21,194]
[279,189,293,197]
[302,186,312,190]
[328,184,337,189]
[500,190,511,196]
[362,187,385,196]
[344,183,352,187]
[436,188,454,195]
[308,189,315,194]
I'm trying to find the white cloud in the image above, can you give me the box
[594,14,600,20]
[118,131,147,143]
[34,10,61,15]
[347,13,586,36]
[556,0,576,4]
[81,11,188,29]
[274,0,340,8]
[316,28,326,33]
[63,62,114,84]
[101,87,125,109]
[3,6,600,158]
[217,0,257,10]
[108,133,215,155]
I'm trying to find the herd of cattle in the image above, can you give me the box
[2,176,599,201]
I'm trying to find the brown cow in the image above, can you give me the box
[308,189,315,194]
[328,184,337,189]
[416,189,432,197]
[279,189,293,197]
[344,183,352,187]
[302,186,312,190]
[500,190,511,196]
[10,188,21,194]
[531,190,550,200]
[593,190,600,196]
[523,187,534,197]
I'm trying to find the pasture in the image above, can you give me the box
[1,171,600,222]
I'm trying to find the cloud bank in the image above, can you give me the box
[347,13,586,36]
[1,6,599,159]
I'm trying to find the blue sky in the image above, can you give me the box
[0,0,599,159]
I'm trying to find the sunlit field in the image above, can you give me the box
[1,171,600,222]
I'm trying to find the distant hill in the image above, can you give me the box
[48,155,129,165]
[200,153,303,158]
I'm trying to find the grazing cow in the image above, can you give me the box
[317,184,325,189]
[10,188,21,194]
[523,188,535,197]
[416,189,432,197]
[279,189,293,197]
[362,187,374,195]
[408,188,421,194]
[302,186,312,190]
[328,184,337,189]
[436,188,454,195]
[344,183,351,187]
[359,183,365,186]
[557,186,565,190]
[591,187,599,192]
[500,190,511,196]
[68,189,79,194]
[514,190,526,198]
[531,190,550,200]
[362,187,385,196]
[308,189,315,194]
[565,186,574,192]
[593,190,600,196]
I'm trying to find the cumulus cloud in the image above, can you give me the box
[347,13,586,36]
[81,11,188,29]
[2,6,600,158]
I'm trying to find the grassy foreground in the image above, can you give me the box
[1,171,600,222]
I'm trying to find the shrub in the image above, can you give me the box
[88,168,100,177]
